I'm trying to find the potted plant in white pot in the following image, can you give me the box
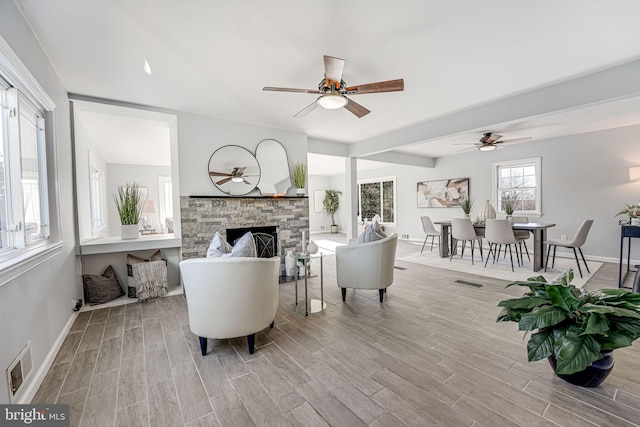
[501,191,519,224]
[113,182,145,240]
[497,268,640,387]
[291,162,307,196]
[460,197,474,219]
[323,189,342,233]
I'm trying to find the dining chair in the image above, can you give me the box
[420,216,440,254]
[545,219,594,278]
[450,218,483,265]
[511,216,531,262]
[484,219,520,272]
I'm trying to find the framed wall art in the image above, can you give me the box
[417,178,469,208]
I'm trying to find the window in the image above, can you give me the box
[493,157,541,215]
[0,84,50,256]
[89,153,106,235]
[358,176,396,225]
[158,176,173,227]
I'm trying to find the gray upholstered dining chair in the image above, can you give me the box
[484,219,520,272]
[545,219,594,278]
[450,218,483,265]
[420,216,440,254]
[512,216,530,262]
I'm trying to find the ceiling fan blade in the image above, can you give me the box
[216,177,232,185]
[497,137,532,144]
[236,167,247,174]
[263,87,322,94]
[323,55,345,86]
[209,171,232,177]
[457,146,478,152]
[344,98,371,118]
[242,178,252,185]
[451,142,478,146]
[293,100,319,118]
[346,79,404,94]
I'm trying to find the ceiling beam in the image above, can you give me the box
[348,58,640,158]
[360,151,435,168]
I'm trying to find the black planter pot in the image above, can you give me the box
[547,352,615,388]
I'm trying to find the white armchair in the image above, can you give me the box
[179,256,280,355]
[335,234,398,302]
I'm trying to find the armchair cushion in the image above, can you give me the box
[207,231,232,257]
[357,217,387,244]
[207,231,257,258]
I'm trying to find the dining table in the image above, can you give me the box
[434,220,556,272]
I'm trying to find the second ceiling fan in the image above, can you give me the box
[263,55,404,118]
[455,132,532,152]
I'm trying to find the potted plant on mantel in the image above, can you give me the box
[323,189,342,234]
[497,268,640,387]
[113,182,145,240]
[291,162,307,196]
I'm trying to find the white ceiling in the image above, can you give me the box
[13,0,640,160]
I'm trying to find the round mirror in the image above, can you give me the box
[208,146,260,196]
[255,139,291,196]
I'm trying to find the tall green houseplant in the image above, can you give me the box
[113,182,145,239]
[323,189,342,233]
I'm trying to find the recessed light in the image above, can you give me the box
[143,59,152,75]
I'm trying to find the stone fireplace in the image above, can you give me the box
[180,196,309,260]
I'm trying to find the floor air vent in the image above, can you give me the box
[7,341,33,403]
[454,279,483,288]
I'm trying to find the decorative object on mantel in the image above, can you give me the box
[497,268,640,387]
[616,203,640,226]
[255,139,291,196]
[208,145,261,196]
[323,189,342,233]
[291,161,308,196]
[477,199,496,222]
[113,182,145,240]
[417,178,469,208]
[460,197,474,219]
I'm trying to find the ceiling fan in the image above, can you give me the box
[209,167,256,185]
[263,55,404,118]
[455,132,532,152]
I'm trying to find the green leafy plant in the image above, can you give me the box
[616,203,640,218]
[291,162,307,189]
[501,191,519,215]
[323,189,342,225]
[113,182,145,225]
[460,197,474,215]
[497,269,640,375]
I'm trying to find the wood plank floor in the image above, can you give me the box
[33,235,640,426]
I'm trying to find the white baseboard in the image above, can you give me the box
[18,311,78,404]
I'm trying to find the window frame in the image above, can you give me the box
[357,175,397,227]
[88,151,107,236]
[492,157,542,217]
[158,175,173,232]
[0,34,61,283]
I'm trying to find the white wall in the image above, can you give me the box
[328,125,640,261]
[107,164,172,233]
[177,113,307,196]
[0,3,78,403]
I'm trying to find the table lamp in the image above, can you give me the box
[142,200,157,228]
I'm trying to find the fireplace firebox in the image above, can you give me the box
[226,226,278,258]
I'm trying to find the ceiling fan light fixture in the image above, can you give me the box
[478,144,496,152]
[231,177,244,183]
[317,93,348,109]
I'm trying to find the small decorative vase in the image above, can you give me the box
[296,187,305,196]
[121,224,140,240]
[463,213,470,219]
[307,240,318,254]
[632,217,640,226]
[478,200,496,222]
[506,215,514,225]
[547,352,615,388]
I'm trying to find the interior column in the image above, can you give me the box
[345,156,358,241]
